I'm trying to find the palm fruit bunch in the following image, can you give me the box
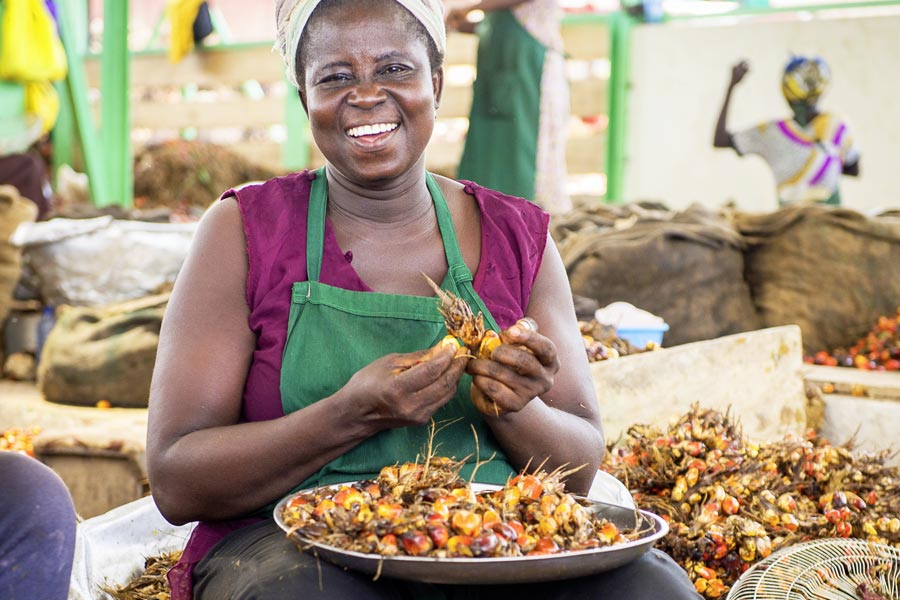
[423,274,502,360]
[806,307,900,371]
[280,457,635,560]
[0,427,40,457]
[602,404,900,598]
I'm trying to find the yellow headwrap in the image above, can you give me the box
[782,56,831,104]
[274,0,446,89]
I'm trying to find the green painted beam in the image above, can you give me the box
[56,0,110,207]
[51,81,75,177]
[665,0,900,20]
[100,0,131,208]
[605,11,632,203]
[51,0,87,179]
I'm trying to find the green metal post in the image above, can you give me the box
[56,0,110,207]
[283,78,310,171]
[101,0,131,207]
[51,0,87,178]
[604,11,632,203]
[52,82,75,176]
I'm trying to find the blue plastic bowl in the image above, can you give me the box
[616,324,669,348]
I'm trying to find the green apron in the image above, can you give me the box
[279,167,515,495]
[456,9,545,201]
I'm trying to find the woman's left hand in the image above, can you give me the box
[466,318,560,417]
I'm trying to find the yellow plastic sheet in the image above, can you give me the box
[24,81,59,134]
[0,0,68,82]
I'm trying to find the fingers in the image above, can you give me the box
[500,318,559,371]
[469,385,508,418]
[394,343,466,395]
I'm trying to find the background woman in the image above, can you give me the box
[714,56,861,206]
[448,0,572,215]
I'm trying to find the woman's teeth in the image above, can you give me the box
[347,123,399,137]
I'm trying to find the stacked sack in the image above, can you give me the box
[558,203,761,347]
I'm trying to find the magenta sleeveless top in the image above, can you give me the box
[167,171,549,599]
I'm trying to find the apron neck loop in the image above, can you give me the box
[307,167,328,282]
[307,168,474,286]
[425,172,473,286]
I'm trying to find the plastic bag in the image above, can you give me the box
[0,0,68,82]
[69,496,195,600]
[166,0,205,63]
[24,80,59,134]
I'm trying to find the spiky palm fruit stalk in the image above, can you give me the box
[423,273,486,355]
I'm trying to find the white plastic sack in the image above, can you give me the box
[588,470,635,509]
[68,496,194,600]
[593,301,666,329]
[12,217,197,307]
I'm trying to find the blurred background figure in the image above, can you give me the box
[0,0,65,220]
[167,0,215,63]
[447,0,572,215]
[714,57,861,207]
[0,451,77,600]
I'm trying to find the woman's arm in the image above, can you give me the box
[714,61,749,149]
[147,198,467,525]
[467,238,604,495]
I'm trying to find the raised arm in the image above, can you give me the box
[714,60,749,149]
[467,237,604,495]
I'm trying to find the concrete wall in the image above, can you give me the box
[623,9,900,213]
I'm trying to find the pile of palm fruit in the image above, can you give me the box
[0,427,39,456]
[806,307,900,371]
[103,551,182,600]
[579,320,653,362]
[601,404,900,598]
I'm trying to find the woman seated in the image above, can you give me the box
[147,1,700,597]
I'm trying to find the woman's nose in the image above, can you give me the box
[348,80,386,108]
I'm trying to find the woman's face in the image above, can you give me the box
[300,5,443,185]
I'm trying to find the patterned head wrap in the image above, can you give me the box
[274,0,446,89]
[782,56,831,104]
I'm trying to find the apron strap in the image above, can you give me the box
[427,173,500,332]
[306,167,328,283]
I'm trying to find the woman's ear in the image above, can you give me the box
[298,87,309,115]
[432,67,444,111]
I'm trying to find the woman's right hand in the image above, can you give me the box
[346,342,468,429]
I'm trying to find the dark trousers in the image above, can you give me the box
[194,519,701,599]
[0,452,77,600]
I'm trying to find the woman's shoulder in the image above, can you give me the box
[223,170,317,204]
[458,179,550,235]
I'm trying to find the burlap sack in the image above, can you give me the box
[563,204,761,347]
[0,185,39,334]
[37,294,168,408]
[736,205,900,354]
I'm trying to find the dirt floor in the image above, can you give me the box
[0,380,148,437]
[1,380,151,518]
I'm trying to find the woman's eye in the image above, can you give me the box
[319,73,351,84]
[383,64,409,76]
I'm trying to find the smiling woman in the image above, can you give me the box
[145,1,700,598]
[296,0,442,185]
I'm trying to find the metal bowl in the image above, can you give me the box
[273,483,668,584]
